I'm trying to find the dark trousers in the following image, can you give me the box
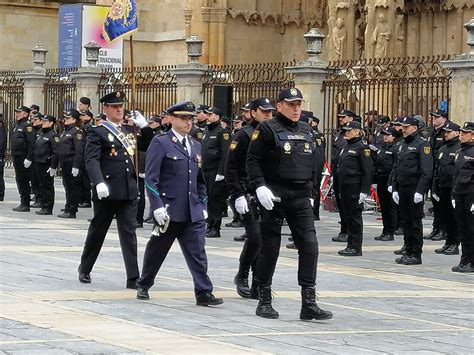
[80,199,139,281]
[13,155,31,206]
[238,212,261,274]
[398,185,424,258]
[228,195,241,221]
[333,174,347,234]
[339,183,363,252]
[454,192,474,265]
[138,219,213,294]
[377,176,397,234]
[31,159,41,203]
[79,170,92,204]
[432,197,443,231]
[255,196,318,288]
[0,158,4,200]
[60,160,81,213]
[439,186,459,246]
[34,162,54,211]
[313,185,321,220]
[136,176,145,223]
[203,169,229,231]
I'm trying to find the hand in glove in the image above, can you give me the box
[414,192,423,204]
[358,193,368,205]
[138,173,145,179]
[153,207,169,225]
[235,195,249,215]
[96,182,110,200]
[256,186,276,211]
[392,191,400,205]
[23,159,32,168]
[131,110,148,129]
[203,210,208,219]
[431,194,440,202]
[309,198,314,207]
[471,203,473,212]
[46,168,56,177]
[72,168,79,177]
[451,200,456,209]
[215,174,225,182]
[387,185,393,193]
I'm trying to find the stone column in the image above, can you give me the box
[19,45,48,106]
[441,18,474,125]
[73,41,102,110]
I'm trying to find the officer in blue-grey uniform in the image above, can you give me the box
[136,101,223,307]
[78,91,141,289]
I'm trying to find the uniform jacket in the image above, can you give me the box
[137,126,161,174]
[375,139,402,181]
[190,122,206,142]
[201,122,231,174]
[85,122,137,201]
[428,125,446,154]
[452,142,474,196]
[145,130,207,223]
[58,124,84,169]
[433,137,461,190]
[11,118,35,159]
[33,127,59,168]
[331,128,348,175]
[0,122,6,160]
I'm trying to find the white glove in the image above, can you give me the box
[432,194,440,202]
[72,168,79,177]
[387,185,393,193]
[153,207,169,225]
[309,198,314,207]
[138,173,145,178]
[203,210,208,219]
[358,193,368,205]
[23,159,32,168]
[235,195,249,214]
[451,200,456,209]
[414,193,423,204]
[256,186,276,211]
[46,168,56,177]
[215,174,225,182]
[470,203,473,212]
[96,182,110,200]
[131,110,148,128]
[392,191,400,205]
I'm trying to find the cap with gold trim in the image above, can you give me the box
[100,91,126,105]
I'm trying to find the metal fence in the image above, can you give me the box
[43,68,78,120]
[0,71,25,168]
[97,66,177,116]
[202,61,296,117]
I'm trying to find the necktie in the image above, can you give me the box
[182,137,187,151]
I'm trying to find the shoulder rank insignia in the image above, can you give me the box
[251,130,260,141]
[77,134,82,140]
[364,148,371,157]
[229,141,238,150]
[27,127,32,133]
[423,146,431,155]
[223,132,230,141]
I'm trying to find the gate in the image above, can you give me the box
[43,68,77,120]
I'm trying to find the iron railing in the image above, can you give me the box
[43,68,78,120]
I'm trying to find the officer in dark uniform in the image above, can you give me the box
[137,101,223,306]
[391,116,433,265]
[247,88,332,321]
[57,110,84,219]
[331,109,357,242]
[432,121,461,255]
[388,116,405,237]
[225,97,274,298]
[374,127,402,241]
[190,104,209,141]
[30,111,45,208]
[78,91,140,289]
[425,109,448,241]
[201,106,231,238]
[372,115,391,148]
[11,105,35,212]
[78,96,91,112]
[80,109,94,133]
[33,115,59,215]
[78,109,94,208]
[0,114,7,201]
[451,122,474,273]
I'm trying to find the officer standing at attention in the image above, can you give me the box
[225,97,274,298]
[33,115,59,215]
[391,116,433,265]
[0,114,7,201]
[78,96,91,113]
[247,88,332,321]
[30,111,44,208]
[451,122,473,273]
[190,104,210,141]
[78,91,142,289]
[336,121,373,256]
[78,109,94,208]
[11,105,35,212]
[201,106,231,238]
[137,101,223,306]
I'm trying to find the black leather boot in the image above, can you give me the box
[393,244,407,255]
[300,287,333,321]
[256,286,279,319]
[234,268,251,298]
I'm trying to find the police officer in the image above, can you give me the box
[78,96,91,112]
[0,114,6,201]
[78,91,140,289]
[11,105,35,212]
[451,122,473,273]
[137,101,223,306]
[190,104,210,141]
[57,110,84,219]
[201,106,231,238]
[78,109,94,208]
[432,121,461,255]
[79,109,94,134]
[374,127,402,241]
[247,88,332,320]
[225,97,274,298]
[30,111,44,208]
[391,116,433,265]
[372,115,391,148]
[33,115,59,215]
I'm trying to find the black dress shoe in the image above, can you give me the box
[57,212,76,219]
[403,256,422,265]
[234,274,251,298]
[286,242,297,250]
[31,202,42,209]
[233,233,247,242]
[435,244,450,254]
[225,219,244,228]
[137,287,150,300]
[78,202,92,208]
[424,228,440,240]
[380,234,394,241]
[394,227,404,235]
[196,291,223,306]
[332,233,348,242]
[374,233,387,241]
[78,266,91,284]
[35,209,52,215]
[12,205,30,212]
[457,263,474,273]
[206,229,221,238]
[394,245,407,255]
[338,248,362,256]
[443,245,459,255]
[432,230,447,241]
[126,278,138,290]
[136,223,143,228]
[395,256,407,264]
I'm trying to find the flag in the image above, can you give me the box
[103,0,138,43]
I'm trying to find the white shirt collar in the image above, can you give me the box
[171,128,190,152]
[106,118,121,129]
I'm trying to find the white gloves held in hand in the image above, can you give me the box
[235,195,249,214]
[203,210,208,219]
[358,193,368,205]
[392,191,400,205]
[46,168,56,177]
[96,182,110,200]
[72,168,79,177]
[23,159,32,168]
[451,200,456,209]
[153,207,169,225]
[431,194,440,202]
[215,174,225,182]
[414,193,423,204]
[131,110,148,129]
[387,185,393,193]
[256,186,276,211]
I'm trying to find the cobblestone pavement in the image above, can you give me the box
[1,172,473,354]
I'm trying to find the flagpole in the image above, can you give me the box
[129,35,140,180]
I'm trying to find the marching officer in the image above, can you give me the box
[336,121,373,256]
[247,87,332,321]
[33,115,59,215]
[201,106,231,238]
[78,91,141,289]
[225,97,274,298]
[391,116,433,265]
[57,110,84,219]
[451,122,473,273]
[11,105,35,212]
[137,101,223,306]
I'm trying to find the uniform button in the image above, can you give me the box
[189,181,192,184]
[126,168,130,172]
[188,192,191,195]
[189,170,192,173]
[126,160,129,163]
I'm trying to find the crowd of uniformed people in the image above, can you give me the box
[1,87,473,320]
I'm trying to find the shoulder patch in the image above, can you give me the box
[27,126,32,132]
[251,130,260,141]
[223,132,230,141]
[364,148,371,157]
[229,141,238,150]
[77,134,82,140]
[54,136,59,142]
[423,146,431,155]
